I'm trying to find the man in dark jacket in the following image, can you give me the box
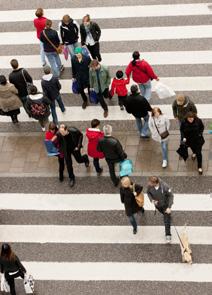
[97,125,127,186]
[40,19,64,77]
[9,59,33,104]
[57,124,90,187]
[59,14,79,59]
[41,65,65,125]
[80,14,101,61]
[71,47,91,109]
[125,84,152,138]
[147,176,174,243]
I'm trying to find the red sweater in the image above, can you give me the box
[86,128,104,159]
[110,77,129,97]
[34,17,47,39]
[125,59,158,84]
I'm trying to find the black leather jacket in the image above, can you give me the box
[97,136,127,162]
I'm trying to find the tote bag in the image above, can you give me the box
[72,80,80,94]
[1,274,10,292]
[89,90,99,104]
[24,274,35,294]
[119,159,133,177]
[155,82,175,99]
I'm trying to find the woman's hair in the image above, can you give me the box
[82,14,90,23]
[90,59,99,68]
[121,176,131,188]
[91,119,100,128]
[62,15,71,23]
[28,85,38,95]
[48,122,57,131]
[1,243,15,261]
[148,176,159,185]
[132,51,140,66]
[186,111,197,119]
[0,75,7,85]
[151,107,162,117]
[46,19,52,28]
[35,8,44,18]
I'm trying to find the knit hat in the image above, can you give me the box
[116,70,124,79]
[74,47,82,54]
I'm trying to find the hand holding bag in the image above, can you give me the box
[43,30,63,54]
[132,184,144,207]
[63,46,69,60]
[89,90,99,104]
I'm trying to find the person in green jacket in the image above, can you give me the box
[89,59,110,118]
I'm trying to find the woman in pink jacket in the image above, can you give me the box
[86,119,104,174]
[125,51,159,101]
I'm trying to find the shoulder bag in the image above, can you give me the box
[22,69,33,95]
[153,117,169,139]
[43,30,63,54]
[132,183,144,207]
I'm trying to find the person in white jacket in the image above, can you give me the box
[148,107,170,168]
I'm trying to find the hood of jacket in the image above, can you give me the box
[86,128,104,140]
[28,93,43,101]
[42,74,53,81]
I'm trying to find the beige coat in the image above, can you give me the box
[0,83,22,112]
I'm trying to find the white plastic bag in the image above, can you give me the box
[155,82,175,99]
[24,274,34,294]
[1,273,10,292]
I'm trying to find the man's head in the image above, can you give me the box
[103,125,112,137]
[10,59,19,70]
[46,19,52,29]
[130,84,139,95]
[59,124,69,136]
[176,94,186,106]
[62,14,71,25]
[148,176,159,187]
[43,65,51,75]
[91,119,100,128]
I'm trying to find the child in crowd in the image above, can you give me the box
[109,70,129,110]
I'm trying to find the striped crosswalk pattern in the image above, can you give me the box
[1,1,212,294]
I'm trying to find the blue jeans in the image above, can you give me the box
[161,141,168,161]
[135,114,150,136]
[67,42,79,59]
[50,95,65,125]
[40,41,46,66]
[138,79,152,101]
[45,52,62,77]
[128,214,137,230]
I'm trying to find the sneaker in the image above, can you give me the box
[198,168,203,175]
[42,62,47,67]
[41,127,46,132]
[133,228,137,235]
[140,134,150,139]
[59,175,64,182]
[103,110,108,118]
[69,179,75,187]
[120,106,124,111]
[165,235,172,244]
[191,153,196,160]
[82,101,88,109]
[162,160,168,168]
[60,65,65,72]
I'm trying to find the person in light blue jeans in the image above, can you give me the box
[148,107,170,168]
[40,41,46,66]
[138,80,152,101]
[135,115,150,137]
[45,52,62,78]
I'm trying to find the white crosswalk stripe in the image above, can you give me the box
[0,1,212,293]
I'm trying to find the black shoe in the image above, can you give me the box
[82,101,88,109]
[69,179,75,187]
[114,179,120,187]
[85,161,90,168]
[140,207,145,214]
[97,168,103,175]
[133,228,137,234]
[59,175,64,182]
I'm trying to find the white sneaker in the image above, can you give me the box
[41,127,45,132]
[166,235,172,244]
[162,160,167,168]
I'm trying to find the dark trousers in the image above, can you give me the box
[106,160,119,185]
[87,42,101,61]
[118,95,127,107]
[11,114,18,123]
[80,87,90,102]
[62,150,89,180]
[190,147,202,168]
[157,207,171,236]
[93,158,101,173]
[97,88,109,111]
[5,270,24,295]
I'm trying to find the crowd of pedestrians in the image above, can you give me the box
[0,7,206,294]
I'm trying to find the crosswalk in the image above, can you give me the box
[0,0,212,294]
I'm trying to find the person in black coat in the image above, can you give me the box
[125,84,152,138]
[0,243,26,295]
[9,59,33,104]
[97,125,127,186]
[120,177,144,234]
[80,14,101,61]
[180,112,205,174]
[59,14,79,59]
[71,47,91,109]
[57,124,90,187]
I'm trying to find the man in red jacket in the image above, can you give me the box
[125,51,159,101]
[86,119,104,174]
[33,8,47,67]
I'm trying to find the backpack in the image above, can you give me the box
[30,102,50,120]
